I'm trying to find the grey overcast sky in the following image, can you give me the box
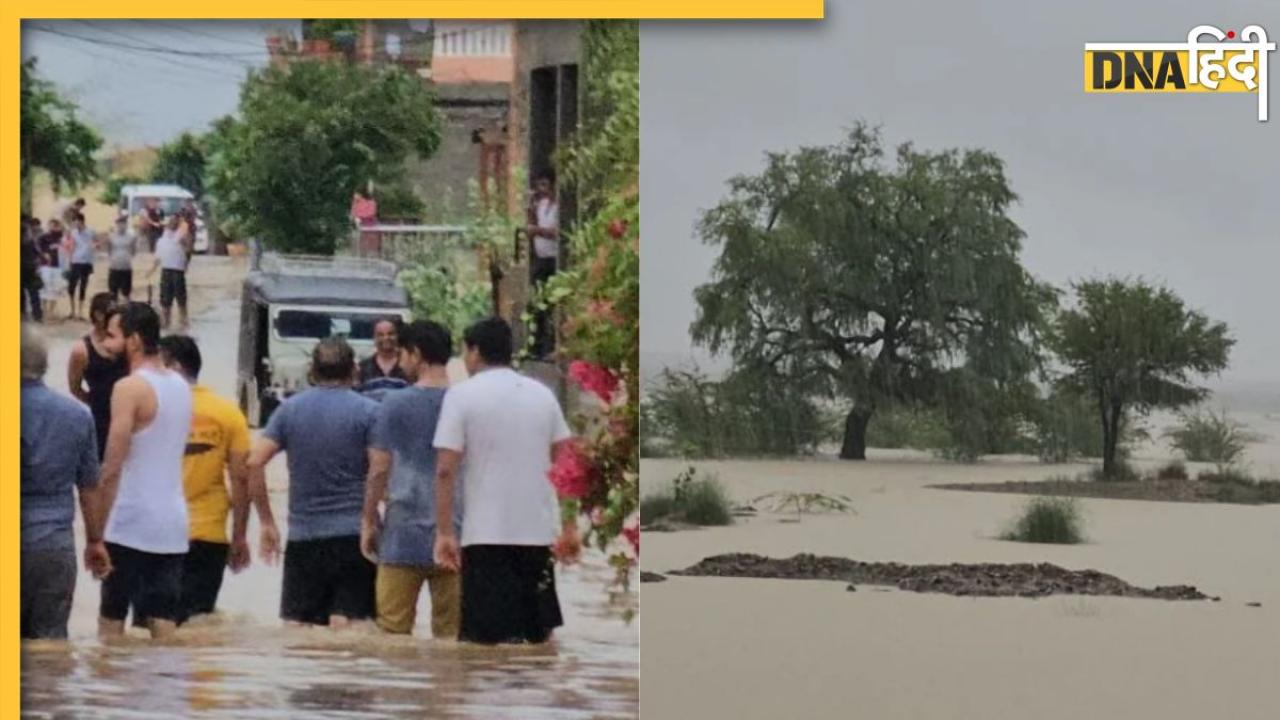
[22,20,298,148]
[640,1,1280,389]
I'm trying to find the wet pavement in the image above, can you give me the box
[22,284,639,719]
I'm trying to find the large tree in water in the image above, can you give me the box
[691,125,1054,459]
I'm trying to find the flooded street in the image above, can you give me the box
[23,258,639,719]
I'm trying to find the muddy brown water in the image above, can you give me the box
[23,290,638,719]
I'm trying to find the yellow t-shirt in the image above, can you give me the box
[184,386,251,544]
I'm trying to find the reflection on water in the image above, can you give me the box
[24,292,638,719]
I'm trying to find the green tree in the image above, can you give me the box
[20,58,102,210]
[205,61,440,254]
[691,125,1055,460]
[1055,278,1233,478]
[150,132,207,196]
[98,174,146,206]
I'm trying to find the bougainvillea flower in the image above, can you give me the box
[549,440,594,499]
[568,360,620,404]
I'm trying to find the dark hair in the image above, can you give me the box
[535,170,556,186]
[159,335,202,380]
[112,302,161,354]
[72,212,86,224]
[74,198,85,206]
[399,320,452,365]
[311,337,356,382]
[373,317,401,335]
[463,317,512,366]
[88,292,115,325]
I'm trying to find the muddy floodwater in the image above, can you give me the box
[23,267,638,718]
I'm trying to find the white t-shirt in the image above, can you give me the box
[433,367,572,546]
[533,198,559,260]
[156,230,188,271]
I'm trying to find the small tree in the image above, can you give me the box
[1164,407,1262,471]
[1055,279,1232,478]
[205,61,440,254]
[149,132,207,196]
[20,58,102,210]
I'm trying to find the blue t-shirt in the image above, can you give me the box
[369,386,462,567]
[263,386,378,542]
[21,380,100,551]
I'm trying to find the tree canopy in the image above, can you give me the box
[205,60,441,254]
[691,124,1055,459]
[20,59,102,206]
[1055,278,1232,477]
[150,132,208,197]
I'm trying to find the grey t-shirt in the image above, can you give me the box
[369,386,462,567]
[108,231,137,271]
[263,386,378,542]
[21,380,100,551]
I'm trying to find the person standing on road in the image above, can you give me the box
[158,335,253,624]
[21,324,109,639]
[68,293,129,462]
[432,317,581,645]
[149,216,191,329]
[37,219,67,321]
[527,174,560,358]
[21,221,44,322]
[106,216,138,302]
[357,318,408,385]
[360,320,462,638]
[247,338,380,628]
[139,197,165,253]
[96,302,193,640]
[66,213,96,320]
[57,197,86,227]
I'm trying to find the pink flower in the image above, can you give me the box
[568,360,620,404]
[549,440,593,499]
[621,523,639,554]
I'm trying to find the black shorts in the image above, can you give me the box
[460,545,564,644]
[108,268,133,297]
[100,542,185,624]
[180,540,229,623]
[159,268,187,309]
[281,535,375,625]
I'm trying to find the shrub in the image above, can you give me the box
[1155,461,1188,481]
[866,405,950,450]
[1164,408,1262,467]
[1089,461,1138,482]
[1001,497,1085,544]
[640,467,733,527]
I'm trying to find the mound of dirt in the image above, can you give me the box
[671,553,1216,601]
[932,478,1280,505]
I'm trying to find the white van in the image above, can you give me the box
[117,183,209,253]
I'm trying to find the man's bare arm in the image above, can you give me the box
[363,448,391,524]
[227,450,251,542]
[435,449,461,537]
[245,437,280,526]
[67,342,90,403]
[97,378,142,521]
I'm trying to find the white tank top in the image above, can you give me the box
[105,368,193,554]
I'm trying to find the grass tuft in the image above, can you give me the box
[1001,496,1085,544]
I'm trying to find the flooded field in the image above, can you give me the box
[24,258,638,719]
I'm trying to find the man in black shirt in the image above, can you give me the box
[357,318,408,386]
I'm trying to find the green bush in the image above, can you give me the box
[640,467,733,526]
[1164,408,1262,467]
[866,405,950,450]
[1089,461,1139,482]
[1155,461,1188,481]
[1002,497,1085,544]
[643,366,827,458]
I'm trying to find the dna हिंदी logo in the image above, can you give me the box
[1084,25,1275,121]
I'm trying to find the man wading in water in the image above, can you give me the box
[247,338,379,628]
[68,293,129,462]
[361,320,461,638]
[433,317,581,644]
[96,303,193,640]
